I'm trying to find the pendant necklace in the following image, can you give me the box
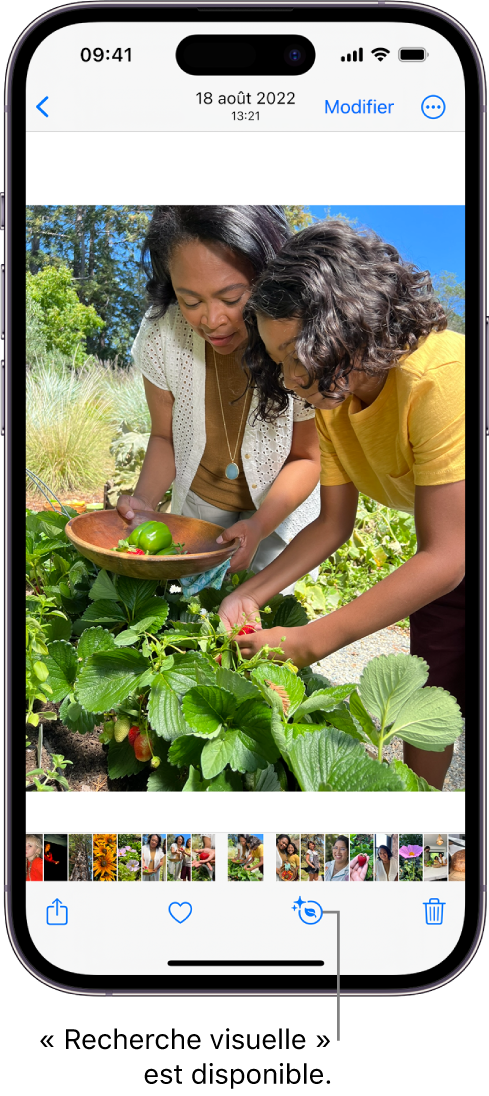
[213,347,249,480]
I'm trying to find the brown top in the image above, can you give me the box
[191,343,254,512]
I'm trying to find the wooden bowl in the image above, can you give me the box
[65,509,239,579]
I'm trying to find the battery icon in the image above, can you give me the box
[399,48,428,61]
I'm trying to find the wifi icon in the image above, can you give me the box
[371,47,390,61]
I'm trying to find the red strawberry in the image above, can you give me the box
[133,733,152,762]
[357,854,367,867]
[128,726,139,746]
[238,624,257,636]
[214,653,222,665]
[128,547,145,556]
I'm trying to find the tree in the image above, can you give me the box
[26,264,104,363]
[26,206,153,363]
[433,271,465,333]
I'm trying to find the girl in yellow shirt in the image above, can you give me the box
[220,221,465,790]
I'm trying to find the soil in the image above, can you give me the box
[29,707,150,792]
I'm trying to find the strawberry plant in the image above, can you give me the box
[26,508,464,793]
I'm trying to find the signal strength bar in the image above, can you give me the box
[341,48,363,62]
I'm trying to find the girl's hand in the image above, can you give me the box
[235,624,310,668]
[349,854,369,882]
[216,520,262,572]
[117,494,153,522]
[219,591,262,634]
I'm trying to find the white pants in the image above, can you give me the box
[182,489,318,595]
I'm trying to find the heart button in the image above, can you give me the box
[168,901,192,923]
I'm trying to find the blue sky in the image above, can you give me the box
[307,206,465,282]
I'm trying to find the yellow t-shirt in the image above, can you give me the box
[251,844,264,860]
[316,330,465,514]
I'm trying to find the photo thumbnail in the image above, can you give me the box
[423,834,448,882]
[167,834,192,882]
[142,834,166,881]
[324,835,349,881]
[43,834,68,882]
[25,834,43,881]
[301,835,324,882]
[69,834,92,881]
[399,835,424,881]
[228,835,264,880]
[448,834,465,881]
[374,834,399,882]
[276,834,300,881]
[192,835,216,881]
[25,204,464,796]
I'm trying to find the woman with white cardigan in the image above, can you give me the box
[118,207,320,575]
[142,834,166,882]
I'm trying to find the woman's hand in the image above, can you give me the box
[349,854,369,882]
[235,624,311,668]
[117,494,153,523]
[219,590,262,634]
[216,519,262,572]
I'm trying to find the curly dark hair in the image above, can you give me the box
[243,220,447,421]
[143,205,291,317]
[147,834,162,849]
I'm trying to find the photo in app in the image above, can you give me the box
[350,834,374,881]
[423,834,448,882]
[324,834,349,881]
[399,834,424,881]
[92,834,117,882]
[25,204,464,797]
[167,834,192,882]
[43,834,68,882]
[374,834,399,881]
[191,834,216,881]
[68,834,92,880]
[25,834,43,881]
[228,834,264,880]
[276,833,300,881]
[142,834,166,881]
[448,834,465,881]
[117,834,142,881]
[301,834,324,881]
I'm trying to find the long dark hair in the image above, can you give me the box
[377,844,393,860]
[243,219,447,421]
[143,206,291,317]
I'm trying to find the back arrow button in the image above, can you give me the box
[36,96,49,117]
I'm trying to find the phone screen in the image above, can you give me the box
[9,5,482,994]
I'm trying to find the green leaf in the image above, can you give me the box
[88,570,120,602]
[390,759,439,792]
[168,734,203,768]
[254,764,282,791]
[107,737,147,779]
[270,709,290,758]
[206,769,242,791]
[270,595,309,629]
[114,630,140,647]
[59,697,98,735]
[387,686,463,751]
[164,652,211,694]
[77,649,150,712]
[43,640,78,702]
[147,755,187,791]
[148,672,190,741]
[182,765,209,791]
[227,730,266,774]
[33,660,49,682]
[294,685,355,720]
[323,705,368,742]
[251,663,305,716]
[77,626,116,659]
[81,600,127,625]
[300,668,333,695]
[359,653,428,727]
[349,690,379,746]
[215,668,261,701]
[287,726,406,791]
[116,576,159,613]
[182,686,237,738]
[233,697,278,763]
[44,614,72,642]
[201,732,235,779]
[131,597,169,632]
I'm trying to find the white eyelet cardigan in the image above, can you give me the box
[131,305,320,543]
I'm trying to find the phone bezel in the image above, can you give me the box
[5,2,485,996]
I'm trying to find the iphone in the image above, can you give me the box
[5,3,484,994]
